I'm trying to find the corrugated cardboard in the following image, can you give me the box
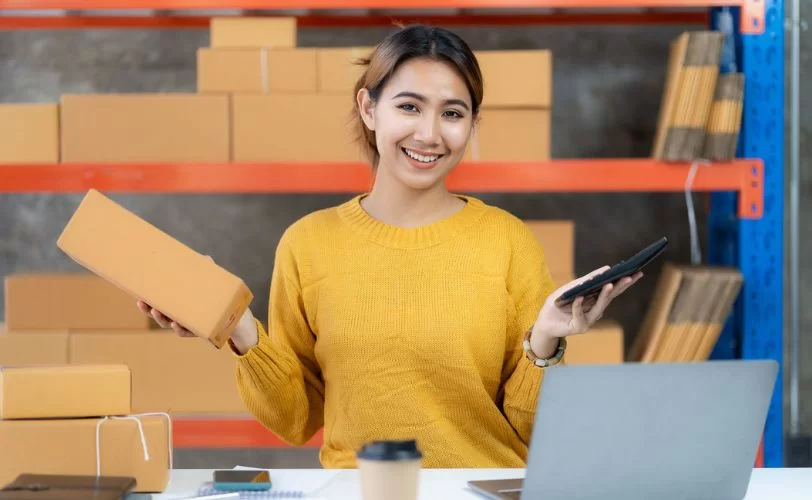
[565,320,624,365]
[4,273,154,331]
[57,189,253,349]
[476,50,552,108]
[210,17,296,49]
[232,94,362,161]
[0,333,69,366]
[0,103,59,163]
[466,109,550,161]
[316,46,375,94]
[60,94,230,162]
[0,364,130,419]
[197,48,317,94]
[523,220,574,279]
[70,331,244,414]
[0,416,170,492]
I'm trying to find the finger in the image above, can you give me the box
[570,297,588,334]
[587,283,614,324]
[610,276,635,297]
[578,265,611,283]
[151,308,171,329]
[136,300,151,315]
[171,322,195,337]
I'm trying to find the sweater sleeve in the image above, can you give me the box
[231,232,324,446]
[500,224,558,445]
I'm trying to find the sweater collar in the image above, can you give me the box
[337,193,488,249]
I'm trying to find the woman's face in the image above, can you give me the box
[358,57,475,192]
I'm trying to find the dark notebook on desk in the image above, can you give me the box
[0,474,136,500]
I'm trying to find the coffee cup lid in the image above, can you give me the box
[356,439,423,461]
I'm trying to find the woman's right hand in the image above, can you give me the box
[136,300,259,354]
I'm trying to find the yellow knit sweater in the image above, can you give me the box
[233,194,557,468]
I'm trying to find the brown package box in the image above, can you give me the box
[466,109,550,161]
[0,416,170,493]
[316,46,376,94]
[197,48,317,94]
[232,94,362,162]
[566,320,624,365]
[0,364,130,419]
[71,331,244,414]
[0,333,69,366]
[60,94,230,162]
[476,50,552,108]
[523,220,574,279]
[57,189,253,349]
[210,17,296,49]
[5,273,154,331]
[0,103,59,163]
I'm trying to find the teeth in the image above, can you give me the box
[404,148,439,163]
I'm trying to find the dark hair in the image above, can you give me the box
[352,24,484,167]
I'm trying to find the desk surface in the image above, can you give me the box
[153,467,812,500]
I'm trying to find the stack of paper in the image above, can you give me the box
[702,73,745,161]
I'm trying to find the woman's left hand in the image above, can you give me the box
[529,266,643,358]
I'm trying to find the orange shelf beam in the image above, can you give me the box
[0,159,763,218]
[0,0,764,33]
[172,417,323,449]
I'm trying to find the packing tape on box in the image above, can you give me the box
[260,47,269,94]
[94,412,173,480]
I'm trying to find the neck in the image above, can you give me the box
[362,168,462,228]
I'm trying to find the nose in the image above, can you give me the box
[413,113,440,145]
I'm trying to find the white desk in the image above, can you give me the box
[152,467,812,500]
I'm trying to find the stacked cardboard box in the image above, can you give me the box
[0,365,170,492]
[628,263,743,362]
[702,73,745,161]
[0,103,59,163]
[523,219,624,364]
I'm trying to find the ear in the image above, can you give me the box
[356,88,376,132]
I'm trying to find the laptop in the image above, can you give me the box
[469,360,777,500]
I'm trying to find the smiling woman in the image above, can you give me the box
[138,24,641,469]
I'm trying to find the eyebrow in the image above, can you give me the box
[392,91,470,111]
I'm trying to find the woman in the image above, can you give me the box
[139,24,641,469]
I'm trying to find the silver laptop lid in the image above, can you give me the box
[522,360,777,500]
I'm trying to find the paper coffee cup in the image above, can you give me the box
[356,439,422,500]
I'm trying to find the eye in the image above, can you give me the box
[397,103,419,112]
[443,109,464,120]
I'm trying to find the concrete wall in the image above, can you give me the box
[1,18,809,457]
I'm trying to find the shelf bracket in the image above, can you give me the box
[741,0,766,35]
[738,160,763,218]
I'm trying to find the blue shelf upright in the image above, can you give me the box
[708,1,785,467]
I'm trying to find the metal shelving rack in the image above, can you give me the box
[0,0,786,467]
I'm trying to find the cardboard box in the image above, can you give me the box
[197,48,317,94]
[57,189,253,349]
[210,16,296,49]
[0,416,170,492]
[523,220,574,279]
[60,94,230,162]
[466,109,550,161]
[565,320,624,365]
[476,50,552,108]
[70,331,244,414]
[0,364,130,419]
[0,333,69,366]
[232,94,362,162]
[316,46,375,94]
[0,103,59,163]
[4,273,154,331]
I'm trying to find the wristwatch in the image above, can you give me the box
[523,328,566,368]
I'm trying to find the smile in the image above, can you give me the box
[402,147,443,164]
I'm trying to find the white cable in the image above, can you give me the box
[685,160,710,265]
[94,412,173,484]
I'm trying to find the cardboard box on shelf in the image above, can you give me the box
[232,93,362,162]
[60,94,230,162]
[565,320,624,365]
[70,331,244,414]
[0,103,59,163]
[57,189,253,349]
[197,48,318,94]
[523,220,574,279]
[476,50,552,109]
[465,109,550,161]
[4,273,154,331]
[316,46,376,94]
[209,16,296,49]
[0,333,69,366]
[0,364,130,419]
[0,415,170,493]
